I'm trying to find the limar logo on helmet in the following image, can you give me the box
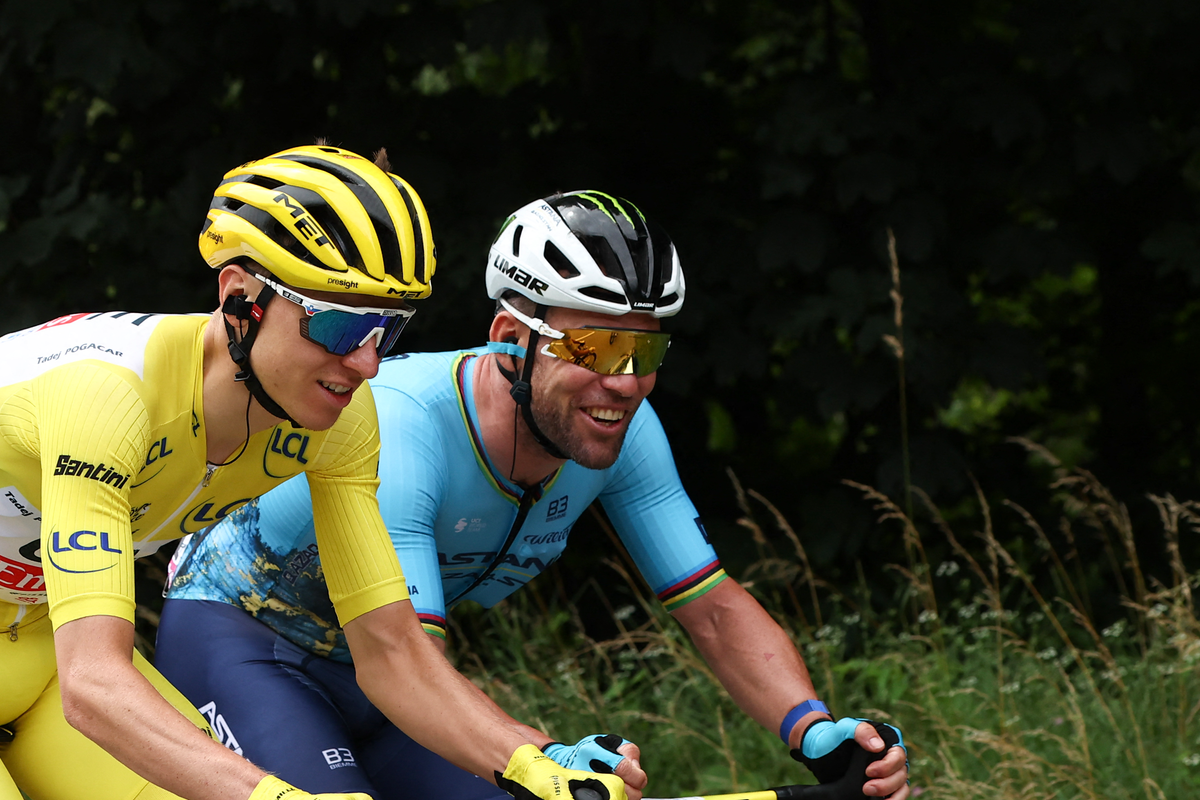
[492,255,549,295]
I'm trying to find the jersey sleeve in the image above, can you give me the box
[36,362,153,628]
[305,384,408,626]
[599,402,726,613]
[374,384,449,639]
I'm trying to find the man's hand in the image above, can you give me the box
[791,718,909,799]
[248,775,372,800]
[542,734,646,800]
[497,743,629,800]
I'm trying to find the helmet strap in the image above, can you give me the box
[221,285,302,428]
[494,312,569,461]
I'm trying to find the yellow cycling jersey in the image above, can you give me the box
[0,311,407,628]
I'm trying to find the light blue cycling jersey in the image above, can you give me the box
[166,346,725,662]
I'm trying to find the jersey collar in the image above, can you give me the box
[454,348,561,505]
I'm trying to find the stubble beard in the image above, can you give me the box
[529,384,629,470]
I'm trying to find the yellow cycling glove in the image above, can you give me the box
[496,744,627,800]
[248,775,373,800]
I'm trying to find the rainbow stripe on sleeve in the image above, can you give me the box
[417,612,447,640]
[657,560,727,612]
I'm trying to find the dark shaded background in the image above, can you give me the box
[5,0,1199,622]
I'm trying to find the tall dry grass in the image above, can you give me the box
[449,449,1200,799]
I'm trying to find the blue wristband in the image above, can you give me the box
[779,699,830,743]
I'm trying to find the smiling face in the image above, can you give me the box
[524,306,660,469]
[239,275,409,431]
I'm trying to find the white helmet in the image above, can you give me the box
[485,190,685,317]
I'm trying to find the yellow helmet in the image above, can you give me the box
[199,145,436,300]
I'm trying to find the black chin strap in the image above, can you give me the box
[494,306,569,461]
[222,286,301,428]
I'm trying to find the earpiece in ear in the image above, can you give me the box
[503,335,528,403]
[222,294,261,321]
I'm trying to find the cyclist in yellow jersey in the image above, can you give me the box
[0,145,632,800]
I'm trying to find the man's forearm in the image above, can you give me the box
[671,578,832,747]
[346,601,552,781]
[56,615,268,800]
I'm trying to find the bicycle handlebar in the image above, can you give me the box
[636,737,880,800]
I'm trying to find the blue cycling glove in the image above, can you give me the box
[542,734,630,774]
[790,718,905,784]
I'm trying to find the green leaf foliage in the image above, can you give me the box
[6,0,1200,598]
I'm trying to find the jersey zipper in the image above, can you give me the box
[448,489,536,605]
[7,604,28,641]
[134,463,220,548]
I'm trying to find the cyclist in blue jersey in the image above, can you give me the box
[156,191,910,800]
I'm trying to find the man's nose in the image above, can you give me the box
[343,341,382,379]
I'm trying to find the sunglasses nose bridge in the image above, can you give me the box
[357,326,385,351]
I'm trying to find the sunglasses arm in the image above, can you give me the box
[498,298,566,340]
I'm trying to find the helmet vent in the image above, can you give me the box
[657,292,679,308]
[272,222,314,263]
[577,235,624,281]
[512,225,523,257]
[243,175,283,190]
[578,285,626,306]
[543,241,581,279]
[239,205,318,266]
[655,245,673,285]
[390,177,428,283]
[307,204,361,271]
[279,154,363,186]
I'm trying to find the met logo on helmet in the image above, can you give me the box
[492,255,548,296]
[274,193,332,248]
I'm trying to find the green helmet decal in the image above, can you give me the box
[571,190,647,233]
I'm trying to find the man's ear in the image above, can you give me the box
[217,265,265,313]
[489,309,525,346]
[218,264,250,303]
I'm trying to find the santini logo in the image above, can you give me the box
[54,455,130,489]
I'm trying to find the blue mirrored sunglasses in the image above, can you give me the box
[259,275,415,357]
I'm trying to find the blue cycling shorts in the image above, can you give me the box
[154,599,507,800]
